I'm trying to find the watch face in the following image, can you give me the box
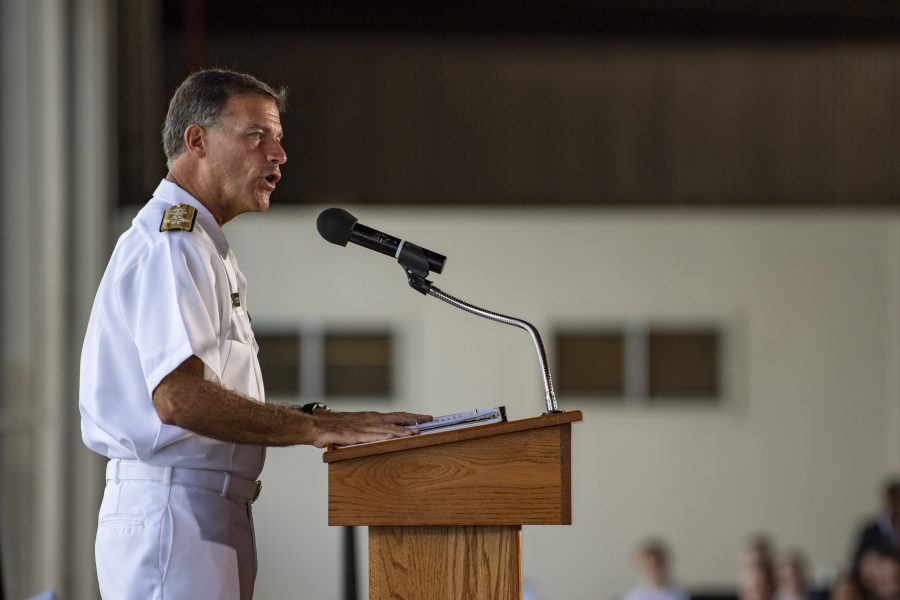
[301,402,329,414]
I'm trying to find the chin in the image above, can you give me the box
[254,195,271,212]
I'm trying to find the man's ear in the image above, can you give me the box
[183,124,207,157]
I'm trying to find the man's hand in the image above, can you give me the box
[153,356,432,448]
[309,411,433,448]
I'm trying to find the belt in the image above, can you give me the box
[106,459,262,504]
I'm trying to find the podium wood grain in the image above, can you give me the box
[324,412,582,599]
[369,525,521,600]
[327,414,579,525]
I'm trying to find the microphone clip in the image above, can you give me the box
[397,242,433,295]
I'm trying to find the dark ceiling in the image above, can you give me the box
[163,0,900,41]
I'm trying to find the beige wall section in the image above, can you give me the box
[888,224,900,474]
[1,0,111,597]
[886,224,900,473]
[209,208,900,599]
[69,0,114,597]
[1,0,69,594]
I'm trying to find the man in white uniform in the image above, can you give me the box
[79,69,429,599]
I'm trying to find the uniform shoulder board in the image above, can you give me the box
[160,203,197,232]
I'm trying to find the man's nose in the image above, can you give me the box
[269,141,287,165]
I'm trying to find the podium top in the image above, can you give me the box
[323,410,582,464]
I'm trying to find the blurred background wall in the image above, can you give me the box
[2,1,899,598]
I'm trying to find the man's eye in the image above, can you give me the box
[249,132,264,140]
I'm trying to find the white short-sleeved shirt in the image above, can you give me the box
[80,179,266,480]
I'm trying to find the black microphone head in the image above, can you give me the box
[316,208,358,246]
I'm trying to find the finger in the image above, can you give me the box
[373,423,418,437]
[342,421,416,437]
[380,412,433,426]
[315,429,396,448]
[329,424,416,446]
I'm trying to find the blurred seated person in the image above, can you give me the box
[829,574,863,600]
[860,550,887,600]
[741,535,777,600]
[856,550,900,600]
[741,562,776,600]
[852,480,900,583]
[872,554,900,600]
[776,551,818,600]
[623,540,689,600]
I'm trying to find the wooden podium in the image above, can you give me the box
[323,410,583,599]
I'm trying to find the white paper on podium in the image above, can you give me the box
[334,406,507,448]
[410,406,507,435]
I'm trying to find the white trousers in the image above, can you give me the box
[95,477,257,599]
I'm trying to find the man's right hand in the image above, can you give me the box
[309,410,433,448]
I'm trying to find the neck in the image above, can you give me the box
[165,169,229,226]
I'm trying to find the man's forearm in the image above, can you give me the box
[153,369,318,446]
[151,355,428,448]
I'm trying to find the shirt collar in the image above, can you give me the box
[152,178,230,257]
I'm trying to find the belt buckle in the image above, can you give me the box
[251,480,262,503]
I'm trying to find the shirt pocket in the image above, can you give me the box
[229,307,255,346]
[222,308,262,400]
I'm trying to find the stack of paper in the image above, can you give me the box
[410,406,507,435]
[334,407,507,448]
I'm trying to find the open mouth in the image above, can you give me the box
[264,172,281,186]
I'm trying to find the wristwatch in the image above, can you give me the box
[298,402,330,415]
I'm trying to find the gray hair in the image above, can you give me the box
[162,68,288,167]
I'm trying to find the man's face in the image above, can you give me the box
[203,94,286,222]
[639,552,667,586]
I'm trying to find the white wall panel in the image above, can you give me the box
[211,208,900,599]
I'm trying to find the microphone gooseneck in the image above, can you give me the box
[426,284,560,414]
[315,207,561,415]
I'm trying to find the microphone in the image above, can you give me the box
[315,207,559,413]
[316,208,446,274]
